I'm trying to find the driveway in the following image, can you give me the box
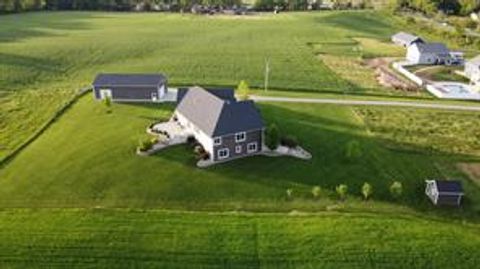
[251,95,480,112]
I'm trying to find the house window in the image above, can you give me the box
[235,132,246,142]
[214,137,222,146]
[235,145,242,154]
[218,148,229,159]
[247,142,257,153]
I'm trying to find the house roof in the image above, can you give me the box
[176,86,264,137]
[392,32,423,44]
[467,55,480,66]
[177,87,235,104]
[93,73,166,88]
[433,180,464,194]
[413,42,449,54]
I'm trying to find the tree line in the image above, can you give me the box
[0,0,392,13]
[393,0,480,16]
[2,0,480,16]
[0,0,242,13]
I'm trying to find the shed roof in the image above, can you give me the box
[93,73,166,87]
[176,86,264,137]
[434,180,464,194]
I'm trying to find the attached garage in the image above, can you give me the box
[92,73,168,102]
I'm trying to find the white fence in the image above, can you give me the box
[392,61,424,86]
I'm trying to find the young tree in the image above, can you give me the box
[236,80,250,101]
[344,140,362,161]
[265,123,280,150]
[389,181,403,200]
[103,96,112,113]
[286,188,293,200]
[336,184,348,201]
[361,182,373,200]
[311,186,321,199]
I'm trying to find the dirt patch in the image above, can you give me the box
[458,163,480,186]
[365,58,419,92]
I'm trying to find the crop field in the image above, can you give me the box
[0,11,407,160]
[0,209,479,269]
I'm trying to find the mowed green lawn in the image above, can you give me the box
[0,11,402,160]
[2,94,479,217]
[0,209,479,269]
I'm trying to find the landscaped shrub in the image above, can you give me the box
[138,138,154,152]
[193,144,210,160]
[265,123,280,150]
[390,181,403,200]
[361,182,373,200]
[281,135,298,148]
[186,135,196,146]
[336,184,348,201]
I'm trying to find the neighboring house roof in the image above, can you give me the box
[467,55,480,66]
[431,180,464,194]
[177,87,235,104]
[392,32,423,44]
[176,86,264,137]
[93,74,167,88]
[412,42,449,54]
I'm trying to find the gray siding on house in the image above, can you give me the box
[212,129,263,162]
[93,86,162,101]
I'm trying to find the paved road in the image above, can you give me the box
[251,95,480,112]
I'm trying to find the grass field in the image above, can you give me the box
[0,11,406,160]
[0,209,479,269]
[1,95,479,218]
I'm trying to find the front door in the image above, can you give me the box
[99,89,112,99]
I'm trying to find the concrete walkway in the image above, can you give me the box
[251,95,480,112]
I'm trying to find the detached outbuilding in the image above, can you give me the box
[425,180,464,206]
[391,32,424,47]
[92,73,168,102]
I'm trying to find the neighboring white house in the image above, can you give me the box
[391,32,424,47]
[465,55,480,84]
[406,42,452,65]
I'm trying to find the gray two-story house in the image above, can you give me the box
[174,86,264,162]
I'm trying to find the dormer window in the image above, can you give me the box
[235,132,246,142]
[214,137,222,146]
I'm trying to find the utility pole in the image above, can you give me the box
[264,57,270,92]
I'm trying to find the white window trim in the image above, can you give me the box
[214,137,222,146]
[218,148,229,159]
[235,132,246,143]
[247,142,257,153]
[235,145,242,154]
